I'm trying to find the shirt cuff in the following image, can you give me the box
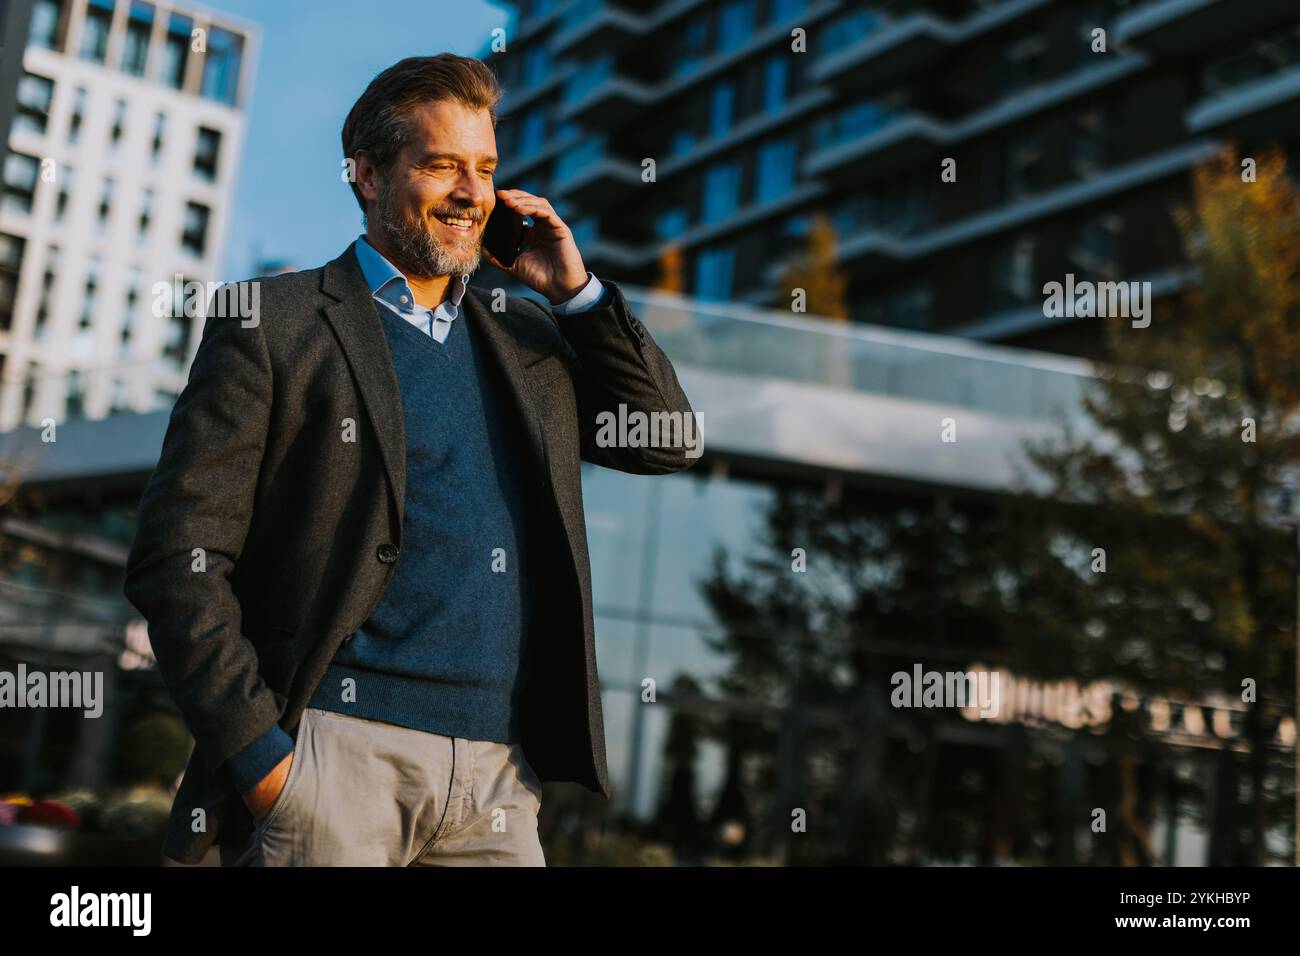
[551,273,605,314]
[222,723,296,793]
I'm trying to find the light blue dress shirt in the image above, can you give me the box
[354,234,607,343]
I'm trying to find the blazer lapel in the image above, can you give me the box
[319,242,407,528]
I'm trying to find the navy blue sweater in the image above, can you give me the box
[222,297,540,792]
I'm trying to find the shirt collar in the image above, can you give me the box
[354,234,470,313]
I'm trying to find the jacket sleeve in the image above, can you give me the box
[122,291,285,790]
[526,279,701,475]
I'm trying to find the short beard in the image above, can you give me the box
[370,175,482,279]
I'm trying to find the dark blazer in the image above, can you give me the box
[123,241,698,864]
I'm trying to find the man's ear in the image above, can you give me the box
[354,151,381,208]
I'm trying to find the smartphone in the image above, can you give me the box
[482,196,532,267]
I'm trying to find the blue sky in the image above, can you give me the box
[208,0,514,278]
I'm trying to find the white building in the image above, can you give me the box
[0,0,257,429]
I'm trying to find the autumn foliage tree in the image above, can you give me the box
[1007,145,1300,864]
[778,212,849,321]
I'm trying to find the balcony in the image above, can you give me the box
[1187,34,1300,136]
[559,57,654,123]
[573,227,644,271]
[806,55,1147,184]
[552,137,643,202]
[498,62,578,116]
[805,111,936,185]
[1114,0,1297,57]
[551,0,647,53]
[836,140,1221,277]
[813,0,1053,96]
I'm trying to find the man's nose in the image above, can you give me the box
[450,176,490,212]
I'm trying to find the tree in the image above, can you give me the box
[654,244,685,295]
[1009,145,1300,864]
[778,212,850,321]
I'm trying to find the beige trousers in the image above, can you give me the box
[220,707,546,866]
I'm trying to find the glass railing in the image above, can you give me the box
[1201,23,1300,100]
[554,136,606,182]
[623,287,1092,423]
[557,0,606,35]
[810,101,900,152]
[821,8,886,58]
[562,55,616,105]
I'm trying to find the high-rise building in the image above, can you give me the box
[0,0,257,430]
[0,2,37,143]
[482,0,1300,356]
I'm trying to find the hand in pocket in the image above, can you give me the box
[243,752,294,822]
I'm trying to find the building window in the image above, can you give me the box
[812,98,896,151]
[55,163,72,220]
[66,369,85,419]
[22,363,40,421]
[109,377,131,415]
[762,55,789,113]
[33,244,59,341]
[110,99,127,149]
[1071,213,1123,281]
[701,161,741,223]
[890,285,932,331]
[655,207,690,241]
[79,0,114,64]
[1070,110,1105,179]
[755,137,796,203]
[27,0,67,52]
[13,73,55,137]
[675,18,709,78]
[181,201,211,256]
[569,216,597,247]
[520,111,546,154]
[68,88,85,143]
[138,187,153,237]
[98,176,114,228]
[194,127,221,181]
[1,152,40,215]
[72,259,99,362]
[200,27,245,106]
[0,233,25,333]
[122,2,155,76]
[991,237,1038,307]
[121,265,141,351]
[162,13,194,89]
[710,81,735,138]
[152,112,167,163]
[1000,33,1049,96]
[164,280,195,368]
[770,0,805,22]
[1004,130,1043,201]
[695,246,735,301]
[522,46,550,87]
[718,0,755,54]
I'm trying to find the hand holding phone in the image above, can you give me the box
[482,193,533,268]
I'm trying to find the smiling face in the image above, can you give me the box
[362,98,498,279]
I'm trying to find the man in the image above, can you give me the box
[123,53,699,866]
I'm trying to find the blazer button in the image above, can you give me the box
[377,543,400,563]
